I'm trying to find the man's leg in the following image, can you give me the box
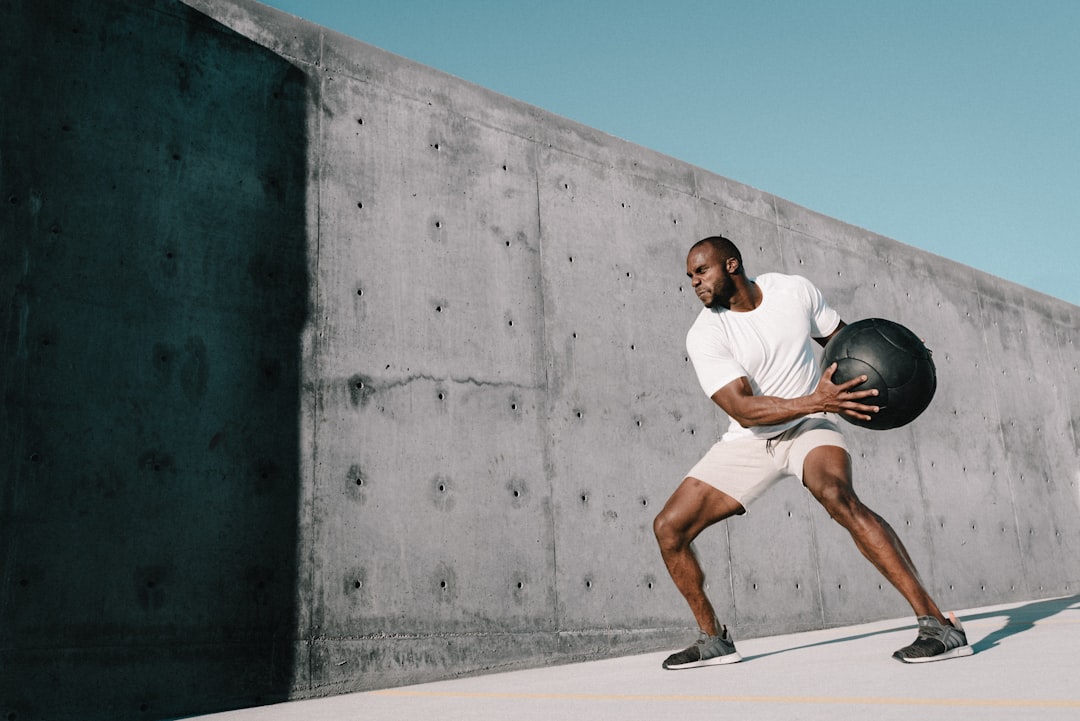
[653,476,745,636]
[800,445,944,619]
[801,445,972,662]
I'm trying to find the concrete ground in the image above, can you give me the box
[185,595,1080,721]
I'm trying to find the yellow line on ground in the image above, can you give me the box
[373,689,1080,709]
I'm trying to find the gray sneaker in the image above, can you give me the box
[893,613,973,663]
[662,625,743,669]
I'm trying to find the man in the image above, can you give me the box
[652,235,971,668]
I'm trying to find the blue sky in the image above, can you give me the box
[260,0,1079,308]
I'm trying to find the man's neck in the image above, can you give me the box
[725,277,761,312]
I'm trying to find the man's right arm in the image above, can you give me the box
[710,364,879,428]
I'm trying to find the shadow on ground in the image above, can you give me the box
[741,594,1079,662]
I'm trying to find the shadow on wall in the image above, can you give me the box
[1,1,308,719]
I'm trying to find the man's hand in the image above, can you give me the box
[812,363,880,421]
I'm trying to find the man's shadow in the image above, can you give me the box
[744,594,1079,660]
[962,594,1080,654]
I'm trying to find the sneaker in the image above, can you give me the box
[892,613,973,663]
[662,625,743,669]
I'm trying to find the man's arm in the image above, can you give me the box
[710,352,879,429]
[814,319,846,348]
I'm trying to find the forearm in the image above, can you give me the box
[713,391,823,428]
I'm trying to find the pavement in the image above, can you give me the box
[184,594,1080,721]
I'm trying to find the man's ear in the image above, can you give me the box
[726,256,741,274]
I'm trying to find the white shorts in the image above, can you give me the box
[684,416,848,508]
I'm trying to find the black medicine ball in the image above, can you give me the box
[822,318,936,430]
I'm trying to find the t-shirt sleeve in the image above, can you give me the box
[802,276,841,338]
[686,321,747,398]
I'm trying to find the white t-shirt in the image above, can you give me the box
[685,273,841,441]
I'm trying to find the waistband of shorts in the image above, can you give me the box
[766,414,838,443]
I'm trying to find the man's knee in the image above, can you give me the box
[653,510,687,551]
[809,478,863,525]
[653,510,674,543]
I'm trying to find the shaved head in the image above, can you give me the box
[690,236,744,275]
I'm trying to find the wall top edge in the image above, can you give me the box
[182,0,1077,316]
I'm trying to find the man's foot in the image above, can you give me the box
[662,625,743,669]
[893,613,973,663]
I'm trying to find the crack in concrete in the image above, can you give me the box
[347,372,539,408]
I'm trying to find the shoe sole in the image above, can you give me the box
[894,645,974,664]
[663,652,743,670]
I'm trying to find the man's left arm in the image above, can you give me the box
[814,319,846,348]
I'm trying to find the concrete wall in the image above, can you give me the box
[2,0,1078,719]
[1,1,309,718]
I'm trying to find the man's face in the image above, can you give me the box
[686,244,734,309]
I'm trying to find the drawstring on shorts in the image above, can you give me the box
[766,418,811,456]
